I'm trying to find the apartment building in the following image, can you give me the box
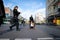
[46,0,60,25]
[5,7,13,18]
[4,7,13,24]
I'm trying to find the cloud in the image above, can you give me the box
[3,0,46,20]
[18,8,46,20]
[18,2,45,20]
[36,8,46,17]
[31,2,44,9]
[4,3,14,10]
[5,3,12,7]
[20,10,33,20]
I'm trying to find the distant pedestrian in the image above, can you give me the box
[20,19,25,29]
[29,15,35,29]
[21,19,25,26]
[10,6,20,31]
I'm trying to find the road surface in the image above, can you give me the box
[0,24,60,40]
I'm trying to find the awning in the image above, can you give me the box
[47,15,55,20]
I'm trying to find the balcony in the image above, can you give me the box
[47,0,54,7]
[52,0,59,5]
[47,0,59,7]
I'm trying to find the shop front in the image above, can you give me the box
[56,14,60,25]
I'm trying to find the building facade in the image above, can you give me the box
[4,7,13,24]
[35,13,46,24]
[5,7,13,18]
[46,0,60,25]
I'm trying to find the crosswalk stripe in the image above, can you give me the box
[37,38,53,40]
[15,38,32,40]
[0,39,9,40]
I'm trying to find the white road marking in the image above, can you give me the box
[37,38,53,40]
[15,38,32,40]
[0,39,9,40]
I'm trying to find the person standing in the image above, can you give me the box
[10,6,20,31]
[29,15,35,29]
[0,0,5,27]
[21,19,25,27]
[29,15,34,24]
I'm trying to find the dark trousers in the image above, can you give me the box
[10,22,19,30]
[0,18,3,27]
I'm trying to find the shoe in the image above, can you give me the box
[16,29,20,31]
[10,27,12,30]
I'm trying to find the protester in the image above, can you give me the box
[29,15,35,29]
[10,6,20,31]
[0,0,5,27]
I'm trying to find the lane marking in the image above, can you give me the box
[37,38,53,40]
[0,39,9,40]
[15,38,32,40]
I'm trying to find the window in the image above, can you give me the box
[6,13,10,18]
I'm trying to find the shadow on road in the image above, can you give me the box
[0,29,15,35]
[49,34,60,40]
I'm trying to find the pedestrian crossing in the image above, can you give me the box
[15,38,31,40]
[0,39,9,40]
[37,38,53,40]
[0,38,60,40]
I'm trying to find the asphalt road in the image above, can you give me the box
[0,24,60,40]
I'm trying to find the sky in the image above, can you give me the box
[3,0,46,20]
